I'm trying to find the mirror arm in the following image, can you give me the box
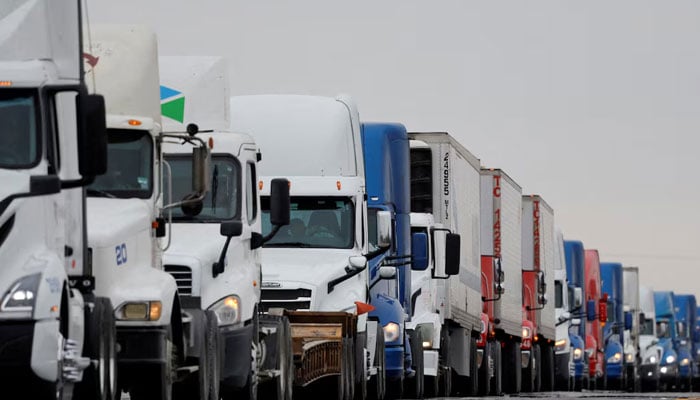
[61,175,95,189]
[328,266,365,293]
[363,244,390,261]
[262,224,283,244]
[162,191,206,211]
[526,304,546,311]
[482,292,502,303]
[212,236,233,278]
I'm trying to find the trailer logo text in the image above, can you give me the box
[443,152,449,219]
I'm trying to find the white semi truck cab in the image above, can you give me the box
[159,56,292,400]
[231,95,378,400]
[0,1,116,398]
[84,25,213,399]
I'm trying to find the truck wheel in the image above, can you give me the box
[130,328,176,400]
[522,346,535,392]
[174,311,212,400]
[368,323,386,400]
[345,338,356,400]
[503,340,521,394]
[404,330,424,399]
[541,344,554,391]
[74,297,116,400]
[438,327,452,397]
[534,343,542,392]
[205,311,221,400]
[258,315,293,400]
[477,341,490,396]
[354,332,367,400]
[489,340,502,395]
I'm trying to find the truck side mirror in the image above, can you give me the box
[586,299,597,322]
[624,311,633,331]
[220,220,243,237]
[376,210,392,249]
[411,232,429,271]
[269,178,291,226]
[571,318,582,326]
[76,93,107,177]
[378,266,397,279]
[213,220,243,278]
[538,294,547,306]
[444,233,461,276]
[537,271,546,294]
[192,146,211,195]
[573,287,583,308]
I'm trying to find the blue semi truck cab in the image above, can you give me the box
[673,293,696,390]
[654,291,680,390]
[695,306,700,388]
[600,262,625,389]
[564,240,587,390]
[362,122,425,398]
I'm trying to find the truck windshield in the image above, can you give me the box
[656,320,671,339]
[640,318,654,335]
[164,154,240,221]
[88,130,153,199]
[555,281,563,308]
[0,91,39,168]
[262,196,354,249]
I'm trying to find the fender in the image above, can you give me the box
[369,292,405,346]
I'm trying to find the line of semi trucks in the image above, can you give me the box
[0,2,698,399]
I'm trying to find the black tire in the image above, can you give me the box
[522,345,535,392]
[438,326,452,397]
[221,313,258,400]
[478,341,490,396]
[129,328,175,400]
[534,343,542,392]
[541,344,554,391]
[385,377,403,400]
[355,333,367,400]
[368,323,385,400]
[259,316,293,400]
[345,338,355,400]
[74,297,116,400]
[404,330,424,399]
[174,311,213,400]
[503,340,522,394]
[423,374,437,398]
[205,311,221,400]
[490,340,502,396]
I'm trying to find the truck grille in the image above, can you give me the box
[261,289,312,312]
[164,265,193,296]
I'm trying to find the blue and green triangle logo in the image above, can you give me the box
[160,85,185,123]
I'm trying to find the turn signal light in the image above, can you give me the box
[128,119,142,126]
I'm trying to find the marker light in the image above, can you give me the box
[208,137,214,149]
[522,327,531,339]
[554,339,567,352]
[383,322,400,343]
[128,119,142,126]
[0,81,12,87]
[336,181,342,190]
[625,353,634,363]
[259,181,263,190]
[422,341,432,348]
[149,301,162,321]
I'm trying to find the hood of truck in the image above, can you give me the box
[166,223,225,263]
[260,248,365,313]
[87,198,151,247]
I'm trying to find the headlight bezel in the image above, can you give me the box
[680,357,690,367]
[209,295,241,326]
[665,354,676,365]
[1,274,41,314]
[607,352,622,364]
[383,322,401,343]
[116,301,163,321]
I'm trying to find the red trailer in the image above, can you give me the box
[584,249,607,389]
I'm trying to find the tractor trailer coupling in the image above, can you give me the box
[284,310,358,386]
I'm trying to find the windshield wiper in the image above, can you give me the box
[264,242,314,248]
[86,188,117,199]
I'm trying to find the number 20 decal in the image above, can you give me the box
[116,243,128,266]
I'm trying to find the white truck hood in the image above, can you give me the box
[87,198,151,247]
[261,248,365,312]
[166,223,224,262]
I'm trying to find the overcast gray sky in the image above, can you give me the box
[89,0,700,297]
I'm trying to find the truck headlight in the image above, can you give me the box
[665,355,676,364]
[554,338,567,352]
[117,301,162,321]
[522,326,531,339]
[625,353,634,363]
[1,274,41,313]
[680,358,690,367]
[383,322,400,343]
[645,355,657,364]
[573,347,583,360]
[607,352,622,364]
[210,296,241,326]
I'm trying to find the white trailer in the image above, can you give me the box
[230,95,383,400]
[623,266,641,391]
[160,56,293,400]
[522,194,557,391]
[480,168,523,394]
[408,132,482,396]
[553,230,573,390]
[639,285,662,391]
[0,1,116,398]
[84,25,212,399]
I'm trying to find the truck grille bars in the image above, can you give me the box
[261,289,312,312]
[164,265,193,296]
